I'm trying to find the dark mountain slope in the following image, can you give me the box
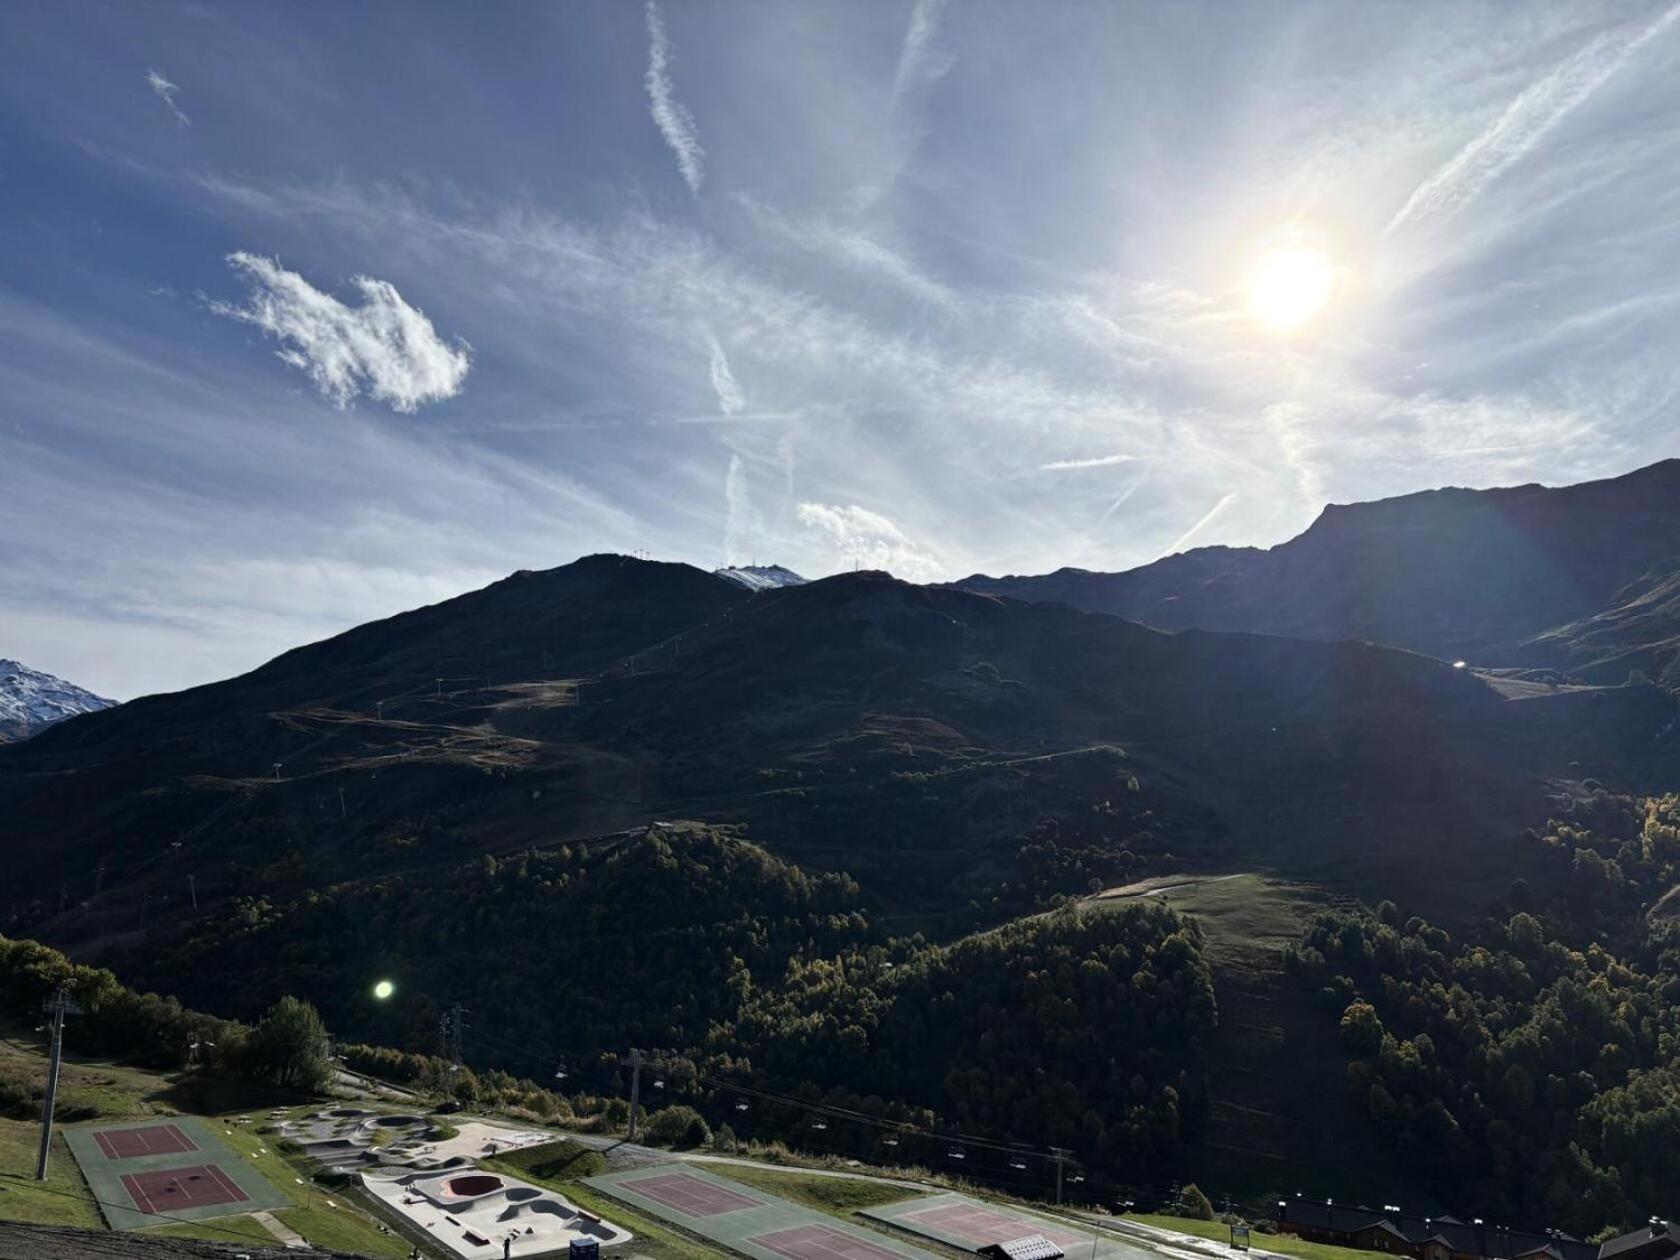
[6,560,1674,947]
[961,459,1680,681]
[0,554,746,897]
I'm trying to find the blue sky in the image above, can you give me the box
[3,1,1679,699]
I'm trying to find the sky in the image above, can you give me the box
[3,1,1679,700]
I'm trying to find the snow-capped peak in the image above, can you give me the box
[715,564,808,592]
[0,659,116,742]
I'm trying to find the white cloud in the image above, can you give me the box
[209,252,471,412]
[1040,453,1142,471]
[707,333,744,415]
[796,501,942,581]
[644,1,705,194]
[723,453,756,565]
[894,0,955,102]
[741,197,959,310]
[1387,2,1680,234]
[145,68,189,127]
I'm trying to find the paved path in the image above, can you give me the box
[252,1210,309,1249]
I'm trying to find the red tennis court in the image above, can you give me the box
[120,1164,248,1216]
[94,1123,198,1160]
[623,1171,762,1217]
[754,1224,909,1260]
[904,1203,1087,1249]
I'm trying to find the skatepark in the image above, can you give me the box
[362,1164,631,1259]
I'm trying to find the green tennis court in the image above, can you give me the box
[585,1165,938,1260]
[64,1116,290,1231]
[863,1192,1157,1260]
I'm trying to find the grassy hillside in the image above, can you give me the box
[0,1034,409,1257]
[1090,875,1437,1206]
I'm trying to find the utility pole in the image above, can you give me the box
[1050,1148,1070,1206]
[36,987,81,1179]
[338,788,346,818]
[627,1049,644,1142]
[440,1006,466,1094]
[187,874,197,911]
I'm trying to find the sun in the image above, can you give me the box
[1246,242,1335,333]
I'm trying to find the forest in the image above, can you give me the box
[1288,791,1680,1234]
[117,825,1217,1182]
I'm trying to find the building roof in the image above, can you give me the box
[1278,1200,1598,1260]
[980,1235,1067,1260]
[1599,1223,1678,1260]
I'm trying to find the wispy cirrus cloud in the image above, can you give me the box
[644,1,705,194]
[1387,2,1680,234]
[208,252,471,413]
[893,0,954,102]
[741,197,959,311]
[1040,454,1143,471]
[707,334,744,415]
[723,453,760,565]
[145,68,189,126]
[796,501,942,580]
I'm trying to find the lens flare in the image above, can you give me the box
[1247,242,1334,333]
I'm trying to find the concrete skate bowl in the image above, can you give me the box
[278,1109,439,1171]
[363,1167,631,1259]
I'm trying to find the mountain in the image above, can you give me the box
[4,495,1680,1212]
[715,563,808,591]
[4,557,1674,941]
[0,659,114,742]
[960,459,1680,686]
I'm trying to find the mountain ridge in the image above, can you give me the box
[0,659,115,742]
[959,458,1680,683]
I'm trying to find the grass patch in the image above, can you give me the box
[1126,1215,1375,1260]
[211,1118,412,1259]
[710,1164,920,1214]
[0,1120,103,1229]
[489,1138,607,1182]
[143,1214,278,1245]
[0,1035,171,1121]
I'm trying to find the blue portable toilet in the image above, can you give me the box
[571,1238,601,1260]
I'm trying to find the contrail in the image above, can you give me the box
[1162,492,1237,557]
[1386,1,1680,234]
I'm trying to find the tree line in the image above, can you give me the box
[1288,791,1680,1234]
[112,826,1217,1181]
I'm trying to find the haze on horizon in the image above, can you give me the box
[2,1,1678,700]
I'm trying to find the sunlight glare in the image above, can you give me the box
[1247,242,1335,333]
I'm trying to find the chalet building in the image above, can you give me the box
[1600,1222,1679,1260]
[1276,1200,1677,1260]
